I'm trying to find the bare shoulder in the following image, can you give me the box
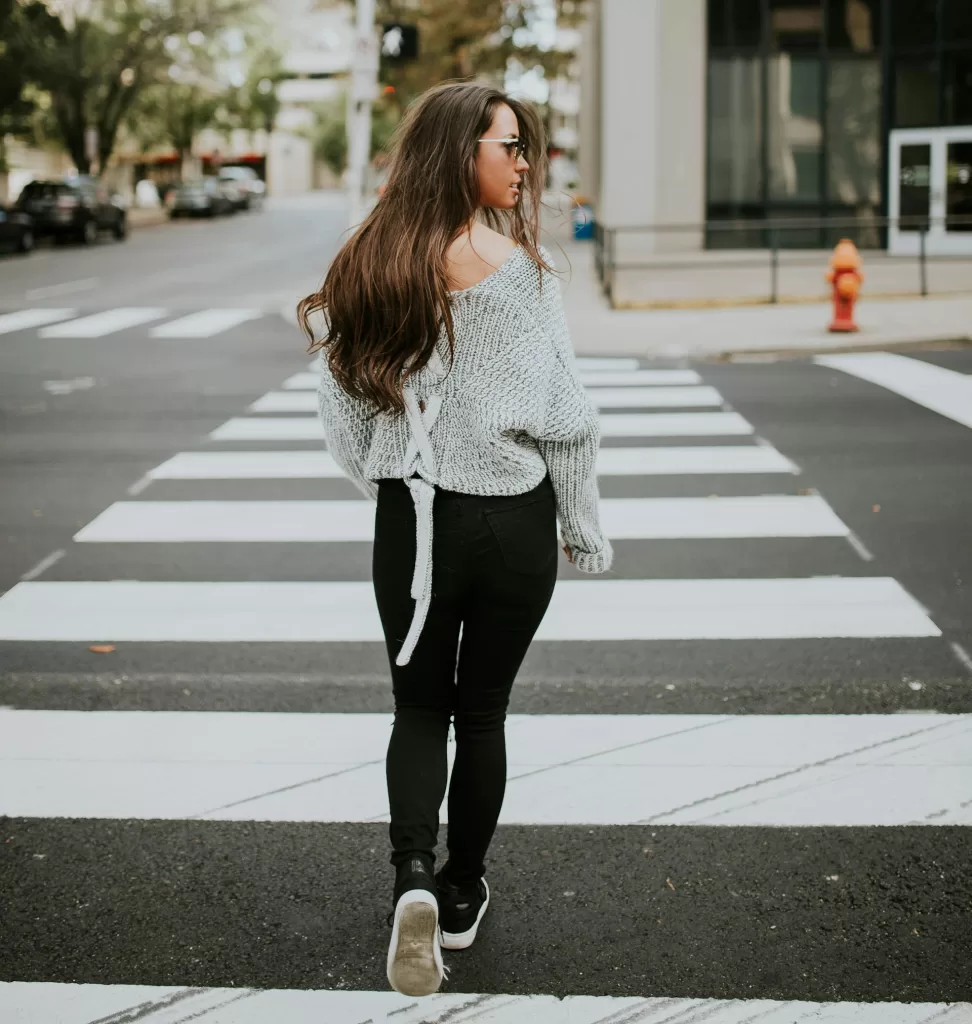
[445,225,518,290]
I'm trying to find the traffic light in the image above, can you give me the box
[381,23,419,64]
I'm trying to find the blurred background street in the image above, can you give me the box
[1,0,972,1021]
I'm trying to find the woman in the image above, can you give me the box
[299,81,612,998]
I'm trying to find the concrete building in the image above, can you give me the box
[579,0,972,256]
[263,0,354,193]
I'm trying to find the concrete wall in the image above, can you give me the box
[577,3,601,204]
[591,0,706,250]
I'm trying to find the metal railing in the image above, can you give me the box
[592,214,972,307]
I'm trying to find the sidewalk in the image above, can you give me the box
[128,207,168,230]
[542,206,972,361]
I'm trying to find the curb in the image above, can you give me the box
[708,335,972,363]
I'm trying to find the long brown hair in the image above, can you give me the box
[297,81,552,416]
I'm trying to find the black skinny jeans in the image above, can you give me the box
[372,471,558,887]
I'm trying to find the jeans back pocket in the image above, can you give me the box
[483,495,557,574]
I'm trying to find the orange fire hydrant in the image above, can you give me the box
[825,239,863,333]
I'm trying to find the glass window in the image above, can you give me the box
[890,0,939,50]
[769,1,823,51]
[943,50,972,124]
[946,141,972,233]
[943,0,972,44]
[894,58,939,127]
[767,56,823,199]
[827,58,882,208]
[709,0,730,47]
[897,142,932,231]
[708,56,764,205]
[827,0,882,52]
[730,0,763,48]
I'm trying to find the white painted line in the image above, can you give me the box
[39,308,168,338]
[0,578,941,642]
[951,642,972,675]
[281,368,703,390]
[20,549,64,582]
[596,445,796,475]
[210,417,323,441]
[579,369,702,386]
[250,385,723,414]
[149,446,795,480]
[845,530,875,562]
[1,984,964,1024]
[304,355,644,374]
[588,385,723,409]
[816,352,972,431]
[210,412,755,442]
[149,308,262,338]
[575,357,640,370]
[73,495,850,543]
[282,371,319,389]
[600,412,753,437]
[248,391,318,413]
[0,309,76,335]
[148,451,345,479]
[0,708,966,824]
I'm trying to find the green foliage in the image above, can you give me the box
[9,0,249,173]
[375,0,587,108]
[313,98,401,177]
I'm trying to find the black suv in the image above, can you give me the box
[16,176,127,245]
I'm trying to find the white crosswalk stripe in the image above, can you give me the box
[209,410,757,441]
[1,306,266,339]
[72,495,849,543]
[0,308,76,335]
[1,352,960,1018]
[2,709,967,824]
[149,308,263,338]
[1,984,964,1023]
[282,368,703,390]
[38,307,168,337]
[248,385,724,414]
[147,445,797,479]
[0,578,940,641]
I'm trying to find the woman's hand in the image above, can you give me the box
[562,542,573,564]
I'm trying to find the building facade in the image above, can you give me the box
[580,0,972,250]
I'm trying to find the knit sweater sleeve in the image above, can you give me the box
[317,355,380,503]
[534,279,614,575]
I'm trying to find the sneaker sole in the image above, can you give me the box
[439,879,490,950]
[387,890,445,996]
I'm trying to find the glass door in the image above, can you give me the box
[890,127,972,255]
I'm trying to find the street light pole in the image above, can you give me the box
[347,0,378,230]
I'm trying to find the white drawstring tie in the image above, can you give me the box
[394,350,447,667]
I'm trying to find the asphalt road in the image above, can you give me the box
[1,196,970,1021]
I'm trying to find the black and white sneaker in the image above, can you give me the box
[386,888,446,996]
[435,868,490,950]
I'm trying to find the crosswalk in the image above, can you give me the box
[0,306,267,339]
[1,351,968,1020]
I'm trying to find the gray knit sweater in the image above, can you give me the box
[316,243,613,666]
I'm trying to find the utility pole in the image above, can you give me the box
[347,0,379,230]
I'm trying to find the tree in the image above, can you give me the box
[0,0,43,172]
[11,0,247,174]
[375,0,587,109]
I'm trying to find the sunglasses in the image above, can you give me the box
[477,135,527,161]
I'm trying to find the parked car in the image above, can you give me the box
[0,203,35,255]
[15,176,127,244]
[167,178,237,218]
[217,166,266,210]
